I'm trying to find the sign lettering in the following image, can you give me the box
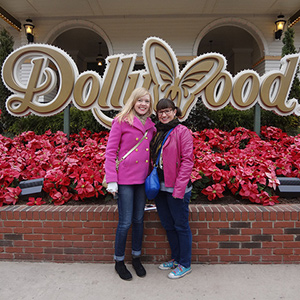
[2,37,300,128]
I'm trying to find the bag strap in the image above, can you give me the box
[155,128,175,166]
[118,130,148,164]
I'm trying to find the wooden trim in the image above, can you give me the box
[0,6,21,31]
[252,56,281,68]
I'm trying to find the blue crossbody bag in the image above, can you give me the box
[145,128,175,199]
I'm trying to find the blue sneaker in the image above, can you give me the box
[158,259,178,270]
[168,264,192,279]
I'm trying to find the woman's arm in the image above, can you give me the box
[105,120,122,183]
[173,127,194,199]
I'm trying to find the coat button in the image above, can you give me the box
[135,148,138,151]
[136,137,139,140]
[146,148,149,151]
[136,160,139,163]
[146,160,149,163]
[145,137,148,139]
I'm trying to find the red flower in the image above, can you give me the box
[81,166,102,184]
[202,183,225,201]
[50,187,72,205]
[93,181,105,197]
[27,197,45,206]
[75,179,95,199]
[239,181,259,203]
[4,187,22,205]
[266,172,280,190]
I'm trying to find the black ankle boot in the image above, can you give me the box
[132,256,146,277]
[115,261,132,281]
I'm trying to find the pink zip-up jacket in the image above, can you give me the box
[161,124,194,199]
[105,116,156,185]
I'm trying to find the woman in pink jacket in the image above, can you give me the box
[150,98,194,279]
[105,87,156,281]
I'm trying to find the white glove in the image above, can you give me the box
[107,182,118,193]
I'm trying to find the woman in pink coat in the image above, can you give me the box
[150,98,194,279]
[105,87,156,281]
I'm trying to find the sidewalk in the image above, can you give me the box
[0,262,300,300]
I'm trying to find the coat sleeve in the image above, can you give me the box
[173,127,194,199]
[105,119,122,183]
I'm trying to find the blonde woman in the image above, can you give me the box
[105,87,156,280]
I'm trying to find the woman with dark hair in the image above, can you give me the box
[150,98,194,279]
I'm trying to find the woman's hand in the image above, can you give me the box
[107,182,118,197]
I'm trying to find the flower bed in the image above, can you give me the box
[0,126,299,206]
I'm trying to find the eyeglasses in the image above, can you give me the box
[157,109,174,116]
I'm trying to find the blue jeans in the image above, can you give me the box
[155,191,192,268]
[114,184,146,261]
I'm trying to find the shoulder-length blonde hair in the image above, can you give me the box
[116,87,153,124]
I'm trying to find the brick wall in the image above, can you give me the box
[0,204,300,264]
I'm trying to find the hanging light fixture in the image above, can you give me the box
[96,42,105,66]
[275,14,286,40]
[23,18,35,43]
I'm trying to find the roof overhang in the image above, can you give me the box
[0,6,21,31]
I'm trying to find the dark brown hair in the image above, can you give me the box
[156,98,182,117]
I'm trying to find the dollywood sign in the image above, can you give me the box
[2,37,300,128]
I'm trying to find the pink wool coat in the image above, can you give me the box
[161,124,194,199]
[105,116,156,185]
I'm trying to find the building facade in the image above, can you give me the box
[1,0,299,77]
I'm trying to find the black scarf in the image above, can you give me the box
[150,118,180,165]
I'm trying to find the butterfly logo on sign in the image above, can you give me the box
[143,37,231,119]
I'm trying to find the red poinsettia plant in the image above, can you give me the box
[0,128,108,206]
[0,126,297,206]
[190,126,299,206]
